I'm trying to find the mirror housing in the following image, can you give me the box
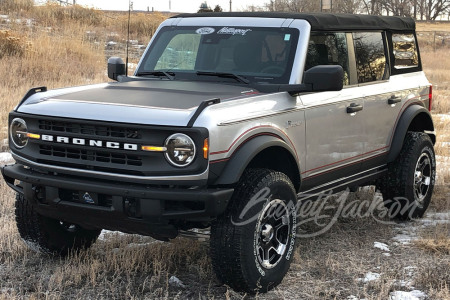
[303,65,344,92]
[108,57,126,81]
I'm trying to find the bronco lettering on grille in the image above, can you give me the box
[40,134,138,151]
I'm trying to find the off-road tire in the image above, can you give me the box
[15,193,101,255]
[210,168,297,293]
[379,132,436,219]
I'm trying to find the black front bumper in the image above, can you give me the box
[2,164,233,237]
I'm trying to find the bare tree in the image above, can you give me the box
[264,0,364,13]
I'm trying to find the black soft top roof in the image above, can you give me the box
[172,12,415,32]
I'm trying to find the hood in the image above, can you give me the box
[17,80,257,126]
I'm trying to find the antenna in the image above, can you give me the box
[126,0,132,77]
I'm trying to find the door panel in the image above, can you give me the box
[301,88,365,182]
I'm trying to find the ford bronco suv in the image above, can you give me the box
[2,12,435,293]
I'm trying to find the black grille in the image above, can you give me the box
[38,120,141,139]
[39,145,142,166]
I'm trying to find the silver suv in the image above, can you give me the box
[2,12,435,293]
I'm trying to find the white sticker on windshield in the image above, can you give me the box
[217,27,252,36]
[284,34,291,41]
[196,27,215,35]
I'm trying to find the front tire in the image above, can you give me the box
[15,193,101,255]
[210,169,297,293]
[379,132,436,219]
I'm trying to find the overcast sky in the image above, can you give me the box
[71,0,269,13]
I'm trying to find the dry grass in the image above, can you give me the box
[417,21,450,32]
[0,0,33,14]
[0,5,449,299]
[0,27,106,136]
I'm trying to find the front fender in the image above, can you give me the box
[212,135,300,186]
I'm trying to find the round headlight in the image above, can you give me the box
[10,118,28,148]
[164,133,196,167]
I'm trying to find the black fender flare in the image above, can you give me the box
[387,104,435,162]
[213,135,301,186]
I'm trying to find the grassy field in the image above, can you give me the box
[0,3,449,299]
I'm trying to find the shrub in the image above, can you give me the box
[0,30,30,58]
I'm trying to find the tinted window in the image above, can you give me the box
[353,32,386,83]
[306,32,350,85]
[392,33,418,69]
[138,26,299,84]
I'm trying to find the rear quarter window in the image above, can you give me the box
[392,33,419,69]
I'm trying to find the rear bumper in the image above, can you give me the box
[2,164,233,236]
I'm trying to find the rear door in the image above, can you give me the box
[355,32,419,169]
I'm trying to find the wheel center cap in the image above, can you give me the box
[415,171,423,181]
[261,224,274,243]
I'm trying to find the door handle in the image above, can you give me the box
[388,95,401,105]
[347,103,363,114]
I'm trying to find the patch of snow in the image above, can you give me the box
[22,239,44,253]
[392,224,420,245]
[404,266,417,277]
[418,211,450,227]
[0,152,13,164]
[347,296,366,300]
[98,230,126,241]
[374,242,390,252]
[126,241,160,249]
[396,280,414,289]
[169,276,186,288]
[435,114,450,121]
[392,233,416,245]
[359,272,381,283]
[389,290,427,300]
[383,253,391,257]
[107,41,117,46]
[0,287,14,293]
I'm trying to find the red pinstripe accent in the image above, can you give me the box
[209,158,230,164]
[301,146,388,174]
[210,125,278,155]
[302,93,428,178]
[303,151,388,180]
[209,125,299,161]
[209,132,287,164]
[208,92,429,177]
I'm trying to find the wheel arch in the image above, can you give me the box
[213,135,301,192]
[388,104,435,162]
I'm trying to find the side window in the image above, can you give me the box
[305,32,350,85]
[392,33,418,69]
[353,32,386,83]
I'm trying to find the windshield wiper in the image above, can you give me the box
[136,71,175,80]
[196,71,249,84]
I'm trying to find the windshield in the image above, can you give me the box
[136,26,299,84]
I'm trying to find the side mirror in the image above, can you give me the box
[303,65,344,92]
[107,57,126,81]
